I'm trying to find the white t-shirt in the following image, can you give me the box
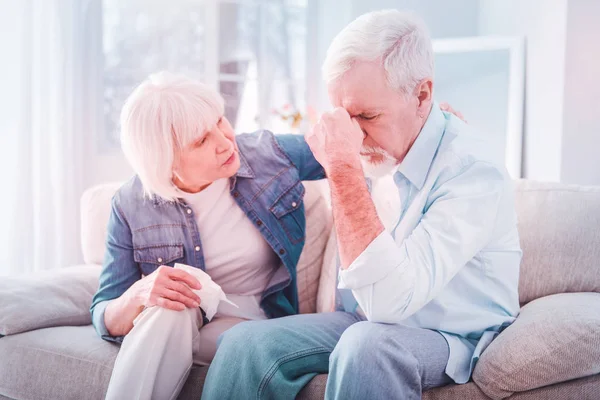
[179,179,279,320]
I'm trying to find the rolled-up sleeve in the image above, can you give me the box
[339,232,408,289]
[90,196,141,343]
[91,300,124,343]
[338,161,505,324]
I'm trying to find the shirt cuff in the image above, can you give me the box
[91,300,125,344]
[338,231,407,289]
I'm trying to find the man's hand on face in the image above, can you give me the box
[305,107,364,173]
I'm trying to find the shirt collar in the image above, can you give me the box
[234,148,255,179]
[228,147,254,191]
[396,102,447,190]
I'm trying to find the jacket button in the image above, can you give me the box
[187,209,192,214]
[279,249,285,255]
[157,257,163,263]
[256,220,263,226]
[292,202,297,207]
[195,246,200,251]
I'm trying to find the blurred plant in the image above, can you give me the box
[271,103,318,131]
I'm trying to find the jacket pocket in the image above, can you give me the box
[270,183,306,244]
[133,244,185,275]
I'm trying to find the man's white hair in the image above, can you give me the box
[322,10,434,95]
[120,71,224,201]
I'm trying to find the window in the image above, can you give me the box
[102,0,310,148]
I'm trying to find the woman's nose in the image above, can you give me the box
[215,129,232,153]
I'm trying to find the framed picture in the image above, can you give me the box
[433,36,525,178]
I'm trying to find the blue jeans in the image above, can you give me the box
[201,312,452,400]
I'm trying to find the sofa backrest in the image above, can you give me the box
[81,179,600,313]
[80,180,332,314]
[514,180,600,305]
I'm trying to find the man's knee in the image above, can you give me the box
[331,321,419,373]
[215,320,265,354]
[332,322,381,358]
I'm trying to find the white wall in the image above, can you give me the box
[87,0,599,187]
[351,0,481,39]
[312,0,481,112]
[561,0,600,185]
[478,0,569,182]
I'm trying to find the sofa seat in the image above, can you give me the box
[1,324,599,400]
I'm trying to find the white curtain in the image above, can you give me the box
[0,0,99,276]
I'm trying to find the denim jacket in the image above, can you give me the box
[90,131,325,342]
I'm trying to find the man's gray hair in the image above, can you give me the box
[322,10,434,95]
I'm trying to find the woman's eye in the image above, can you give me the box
[195,137,207,147]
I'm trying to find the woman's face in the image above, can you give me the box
[172,116,240,193]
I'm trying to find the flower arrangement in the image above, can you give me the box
[271,104,318,132]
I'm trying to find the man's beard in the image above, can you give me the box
[359,145,399,179]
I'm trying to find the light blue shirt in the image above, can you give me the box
[337,103,522,383]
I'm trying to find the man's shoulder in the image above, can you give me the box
[434,115,510,181]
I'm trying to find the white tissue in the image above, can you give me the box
[174,263,238,321]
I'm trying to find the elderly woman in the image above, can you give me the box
[90,72,325,400]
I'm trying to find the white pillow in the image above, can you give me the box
[0,265,101,336]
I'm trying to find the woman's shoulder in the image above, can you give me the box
[236,130,309,169]
[236,129,277,153]
[112,175,151,210]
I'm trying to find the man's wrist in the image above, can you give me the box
[326,158,362,179]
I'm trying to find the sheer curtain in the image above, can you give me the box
[0,0,99,276]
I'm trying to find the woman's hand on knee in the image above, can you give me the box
[128,266,203,311]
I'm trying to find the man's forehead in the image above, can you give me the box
[336,95,383,116]
[329,75,387,115]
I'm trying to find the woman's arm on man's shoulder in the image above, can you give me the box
[274,134,326,181]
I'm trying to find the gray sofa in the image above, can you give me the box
[1,180,599,399]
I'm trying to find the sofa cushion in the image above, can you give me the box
[316,226,337,313]
[0,324,210,400]
[473,292,600,399]
[297,375,492,400]
[1,325,598,400]
[0,325,118,400]
[0,265,101,336]
[295,181,332,314]
[80,182,123,265]
[514,180,600,305]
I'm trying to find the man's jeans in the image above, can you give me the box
[201,312,452,400]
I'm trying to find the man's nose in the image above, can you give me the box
[354,121,367,140]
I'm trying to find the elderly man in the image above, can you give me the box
[201,9,521,400]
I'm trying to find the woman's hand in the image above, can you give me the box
[127,266,203,311]
[440,102,467,122]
